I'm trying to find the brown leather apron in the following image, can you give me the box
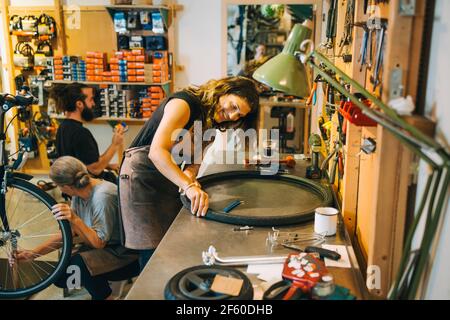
[118,145,181,250]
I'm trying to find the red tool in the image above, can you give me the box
[275,253,330,300]
[338,99,377,127]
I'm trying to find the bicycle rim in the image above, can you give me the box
[0,178,72,299]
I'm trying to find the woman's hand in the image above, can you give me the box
[8,249,37,266]
[185,186,209,217]
[52,203,78,223]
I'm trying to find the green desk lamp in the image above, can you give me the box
[253,22,312,98]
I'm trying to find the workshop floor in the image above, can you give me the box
[15,178,135,300]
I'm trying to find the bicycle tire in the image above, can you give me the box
[0,178,72,299]
[180,171,333,226]
[164,265,254,300]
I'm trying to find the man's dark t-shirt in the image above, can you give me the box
[56,119,100,165]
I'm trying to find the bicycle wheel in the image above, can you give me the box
[0,178,72,299]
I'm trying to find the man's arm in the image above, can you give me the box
[86,126,124,176]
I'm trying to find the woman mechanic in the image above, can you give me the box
[119,76,259,269]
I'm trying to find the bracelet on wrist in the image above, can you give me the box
[180,181,201,195]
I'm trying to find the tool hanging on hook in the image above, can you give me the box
[325,0,339,49]
[338,0,355,62]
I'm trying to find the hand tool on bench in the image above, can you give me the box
[281,243,342,261]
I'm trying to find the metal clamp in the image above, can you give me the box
[202,245,287,266]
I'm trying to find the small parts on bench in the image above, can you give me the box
[266,227,326,248]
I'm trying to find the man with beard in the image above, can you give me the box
[51,83,124,180]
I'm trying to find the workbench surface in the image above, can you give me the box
[125,161,368,300]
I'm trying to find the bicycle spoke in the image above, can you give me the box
[7,187,24,227]
[29,260,51,279]
[13,208,49,231]
[20,233,61,240]
[15,266,27,289]
[28,260,45,282]
[16,264,35,288]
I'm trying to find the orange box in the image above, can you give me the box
[110,64,119,70]
[135,55,145,62]
[86,57,95,64]
[142,102,152,108]
[94,76,103,82]
[141,98,151,103]
[136,69,145,75]
[127,63,137,69]
[151,93,164,99]
[94,69,103,75]
[152,77,161,83]
[135,62,145,68]
[54,69,63,75]
[136,76,145,82]
[152,64,161,71]
[87,76,96,81]
[54,75,64,80]
[114,51,125,58]
[112,76,120,82]
[151,99,160,106]
[110,58,119,64]
[152,71,162,77]
[94,52,105,59]
[125,55,136,62]
[102,76,112,82]
[86,70,95,76]
[128,69,137,76]
[128,76,137,82]
[86,51,97,58]
[53,64,63,70]
[150,86,163,93]
[86,64,95,70]
[103,72,112,77]
[111,70,120,76]
[123,51,133,57]
[132,48,144,56]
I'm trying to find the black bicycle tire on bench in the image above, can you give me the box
[180,171,333,226]
[164,265,254,300]
[0,178,72,299]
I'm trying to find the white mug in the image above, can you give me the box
[314,207,339,236]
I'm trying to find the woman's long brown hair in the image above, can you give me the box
[184,76,259,131]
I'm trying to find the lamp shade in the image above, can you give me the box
[253,23,312,98]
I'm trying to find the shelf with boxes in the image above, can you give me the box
[49,83,166,121]
[105,3,176,92]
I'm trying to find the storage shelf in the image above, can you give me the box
[50,114,148,123]
[50,80,170,86]
[105,5,169,11]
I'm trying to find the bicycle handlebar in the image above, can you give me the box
[0,88,38,109]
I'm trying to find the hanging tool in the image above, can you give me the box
[37,13,56,41]
[370,21,387,90]
[325,0,338,49]
[338,0,355,61]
